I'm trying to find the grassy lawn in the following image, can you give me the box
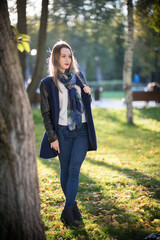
[33,107,160,240]
[101,91,124,99]
[91,90,124,100]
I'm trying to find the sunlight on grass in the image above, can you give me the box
[32,107,160,240]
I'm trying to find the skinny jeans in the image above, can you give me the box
[57,123,89,207]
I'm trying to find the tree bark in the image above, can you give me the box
[27,0,49,104]
[17,0,27,80]
[123,0,134,124]
[0,1,46,239]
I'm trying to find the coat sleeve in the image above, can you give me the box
[40,81,58,143]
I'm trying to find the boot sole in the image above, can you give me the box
[61,216,80,227]
[73,215,83,221]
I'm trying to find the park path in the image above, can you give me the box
[91,98,159,109]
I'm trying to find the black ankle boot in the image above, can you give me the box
[61,206,80,227]
[73,201,83,221]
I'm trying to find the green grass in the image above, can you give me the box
[91,90,124,99]
[33,107,160,240]
[101,91,124,99]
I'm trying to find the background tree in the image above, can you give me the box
[9,0,160,88]
[123,0,134,124]
[27,0,49,103]
[8,0,127,86]
[0,0,46,239]
[17,0,27,79]
[42,0,123,81]
[133,0,160,83]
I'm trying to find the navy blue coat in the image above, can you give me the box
[39,74,97,159]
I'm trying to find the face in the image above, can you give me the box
[58,47,72,73]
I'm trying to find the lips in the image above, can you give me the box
[65,64,69,66]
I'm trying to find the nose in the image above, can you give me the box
[67,56,71,61]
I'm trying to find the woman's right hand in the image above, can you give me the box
[50,140,60,154]
[83,85,91,95]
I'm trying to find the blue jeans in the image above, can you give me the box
[57,123,89,207]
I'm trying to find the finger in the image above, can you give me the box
[58,147,60,154]
[86,87,91,94]
[57,142,60,153]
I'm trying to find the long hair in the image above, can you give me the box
[48,40,84,89]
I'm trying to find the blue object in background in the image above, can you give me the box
[133,73,140,83]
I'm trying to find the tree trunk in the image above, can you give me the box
[0,1,46,240]
[27,0,49,104]
[123,0,134,124]
[17,0,27,80]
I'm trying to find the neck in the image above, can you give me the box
[58,68,65,74]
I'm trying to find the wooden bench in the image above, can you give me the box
[132,91,160,103]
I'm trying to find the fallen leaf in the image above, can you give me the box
[120,222,128,230]
[112,214,118,220]
[103,215,112,224]
[78,235,86,240]
[85,224,98,229]
[98,214,104,218]
[80,182,88,186]
[93,228,101,234]
[112,220,120,228]
[84,196,90,201]
[132,202,135,209]
[138,218,144,223]
[152,219,160,226]
[54,222,61,228]
[101,199,107,204]
[93,192,99,198]
[156,227,160,231]
[48,231,56,234]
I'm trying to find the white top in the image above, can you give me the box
[58,80,87,126]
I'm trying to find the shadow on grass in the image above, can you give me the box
[39,157,153,240]
[93,107,160,132]
[33,108,159,239]
[136,108,160,122]
[86,158,160,200]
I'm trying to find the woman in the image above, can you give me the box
[39,40,97,227]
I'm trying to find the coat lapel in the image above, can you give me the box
[76,77,84,88]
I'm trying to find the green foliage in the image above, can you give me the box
[8,0,160,84]
[11,26,30,53]
[150,1,160,32]
[134,0,160,79]
[33,107,160,240]
[136,0,160,33]
[25,0,125,81]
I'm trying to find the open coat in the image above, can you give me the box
[39,74,97,159]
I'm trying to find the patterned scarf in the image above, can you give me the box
[58,72,84,131]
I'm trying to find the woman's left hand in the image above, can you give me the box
[83,85,91,95]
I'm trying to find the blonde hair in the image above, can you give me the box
[48,40,84,89]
